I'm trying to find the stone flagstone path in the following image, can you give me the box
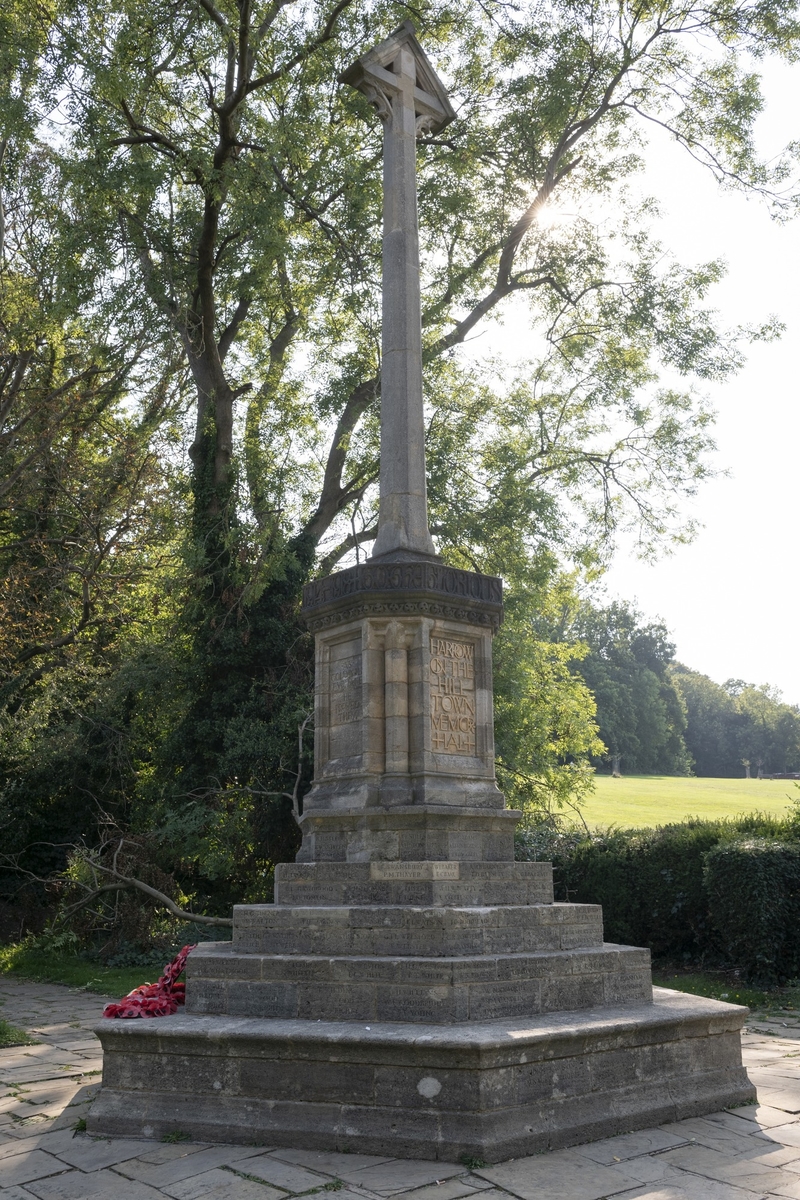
[2,980,800,1200]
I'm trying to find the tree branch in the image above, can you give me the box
[303,376,379,545]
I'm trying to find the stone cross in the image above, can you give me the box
[341,23,455,561]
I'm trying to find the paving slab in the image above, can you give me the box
[25,1166,170,1199]
[0,1148,68,1187]
[756,1123,800,1149]
[54,1134,152,1170]
[475,1149,642,1199]
[662,1139,800,1193]
[658,1116,766,1155]
[574,1128,689,1164]
[615,1185,761,1200]
[236,1154,336,1191]
[730,1105,800,1128]
[162,1166,287,1199]
[118,1145,269,1188]
[400,1177,485,1200]
[134,1144,213,1165]
[269,1149,395,1176]
[752,1087,800,1113]
[341,1159,465,1194]
[0,1129,78,1161]
[771,1180,800,1200]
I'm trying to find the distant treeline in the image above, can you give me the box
[569,601,800,778]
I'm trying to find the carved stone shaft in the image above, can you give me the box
[376,46,432,558]
[340,23,455,560]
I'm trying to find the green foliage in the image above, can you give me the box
[583,774,795,827]
[525,814,798,960]
[2,0,800,929]
[571,601,691,775]
[492,580,604,817]
[0,1018,37,1047]
[704,840,800,984]
[672,668,800,777]
[0,940,154,996]
[651,969,798,1014]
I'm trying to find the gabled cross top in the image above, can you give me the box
[341,24,454,561]
[340,22,455,137]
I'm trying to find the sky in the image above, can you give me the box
[483,58,800,706]
[603,59,800,706]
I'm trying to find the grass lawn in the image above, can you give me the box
[582,774,798,829]
[0,944,164,998]
[653,967,800,1016]
[0,1018,38,1047]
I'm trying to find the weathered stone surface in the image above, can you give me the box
[273,860,553,906]
[85,20,755,1166]
[229,901,604,958]
[89,990,754,1161]
[302,563,502,630]
[186,943,652,1022]
[295,809,519,865]
[340,27,454,561]
[302,614,505,831]
[298,33,506,845]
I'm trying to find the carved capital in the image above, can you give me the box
[362,81,393,123]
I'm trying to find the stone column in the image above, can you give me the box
[373,47,435,559]
[340,22,455,561]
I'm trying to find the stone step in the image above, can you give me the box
[274,860,553,907]
[185,943,651,1022]
[90,989,754,1160]
[232,901,603,957]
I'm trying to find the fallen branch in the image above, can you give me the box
[65,868,233,928]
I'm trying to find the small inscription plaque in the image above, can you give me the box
[370,861,460,881]
[430,636,476,754]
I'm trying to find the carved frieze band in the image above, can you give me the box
[303,561,502,613]
[305,597,501,633]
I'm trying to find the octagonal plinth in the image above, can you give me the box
[90,989,755,1159]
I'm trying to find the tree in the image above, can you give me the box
[570,601,690,774]
[2,0,799,920]
[670,667,738,776]
[671,670,800,777]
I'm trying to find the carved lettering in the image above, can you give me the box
[370,862,460,881]
[331,654,362,726]
[302,563,502,610]
[430,637,476,755]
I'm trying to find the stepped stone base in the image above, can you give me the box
[186,942,652,1023]
[90,988,754,1161]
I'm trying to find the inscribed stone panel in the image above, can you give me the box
[328,637,362,761]
[430,636,476,755]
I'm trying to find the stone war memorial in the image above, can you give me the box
[90,23,754,1161]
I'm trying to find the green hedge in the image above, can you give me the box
[704,840,800,984]
[517,813,800,979]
